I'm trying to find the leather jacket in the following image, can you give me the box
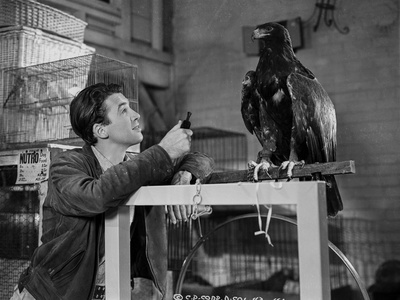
[18,144,214,299]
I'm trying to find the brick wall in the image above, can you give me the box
[172,0,400,263]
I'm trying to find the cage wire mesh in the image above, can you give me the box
[168,214,345,293]
[0,166,39,299]
[141,127,248,171]
[190,128,248,171]
[339,218,397,289]
[0,54,138,146]
[167,211,395,298]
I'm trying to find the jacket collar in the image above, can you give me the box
[81,143,103,175]
[82,143,95,157]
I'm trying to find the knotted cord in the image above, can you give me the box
[253,182,274,247]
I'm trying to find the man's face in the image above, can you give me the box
[102,93,143,147]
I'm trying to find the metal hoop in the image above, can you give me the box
[174,213,370,300]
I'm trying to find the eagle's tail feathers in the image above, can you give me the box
[323,174,343,217]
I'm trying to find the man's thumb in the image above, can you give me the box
[171,120,182,130]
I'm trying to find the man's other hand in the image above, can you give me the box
[167,171,192,224]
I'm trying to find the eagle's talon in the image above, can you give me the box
[280,160,305,179]
[247,161,257,182]
[298,160,305,168]
[279,161,290,171]
[248,161,271,182]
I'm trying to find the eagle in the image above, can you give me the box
[241,22,342,216]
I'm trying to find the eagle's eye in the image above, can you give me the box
[266,26,273,32]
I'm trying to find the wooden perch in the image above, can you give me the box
[204,160,355,184]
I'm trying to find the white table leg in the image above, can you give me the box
[297,183,330,300]
[105,206,131,299]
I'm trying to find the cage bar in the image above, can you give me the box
[1,54,138,146]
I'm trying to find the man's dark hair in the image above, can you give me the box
[70,83,123,145]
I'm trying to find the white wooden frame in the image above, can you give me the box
[105,181,330,300]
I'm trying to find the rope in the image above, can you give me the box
[253,182,274,246]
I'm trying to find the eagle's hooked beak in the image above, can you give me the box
[242,76,251,86]
[252,28,269,41]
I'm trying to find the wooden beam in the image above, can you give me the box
[205,160,355,184]
[151,0,163,51]
[84,29,173,64]
[39,0,121,18]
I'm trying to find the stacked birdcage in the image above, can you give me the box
[0,0,96,147]
[0,0,87,43]
[0,0,94,70]
[1,54,138,145]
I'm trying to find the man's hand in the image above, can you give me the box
[158,121,192,160]
[167,170,192,224]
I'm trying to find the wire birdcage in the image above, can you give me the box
[141,127,248,171]
[1,54,138,146]
[0,166,39,299]
[168,213,394,299]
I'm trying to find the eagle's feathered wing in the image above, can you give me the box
[287,72,342,214]
[241,71,281,163]
[287,72,336,164]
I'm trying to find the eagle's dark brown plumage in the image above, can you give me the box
[241,22,342,216]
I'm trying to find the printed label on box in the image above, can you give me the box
[16,148,50,184]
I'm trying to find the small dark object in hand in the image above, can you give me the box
[181,112,192,129]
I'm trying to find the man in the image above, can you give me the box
[12,83,214,299]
